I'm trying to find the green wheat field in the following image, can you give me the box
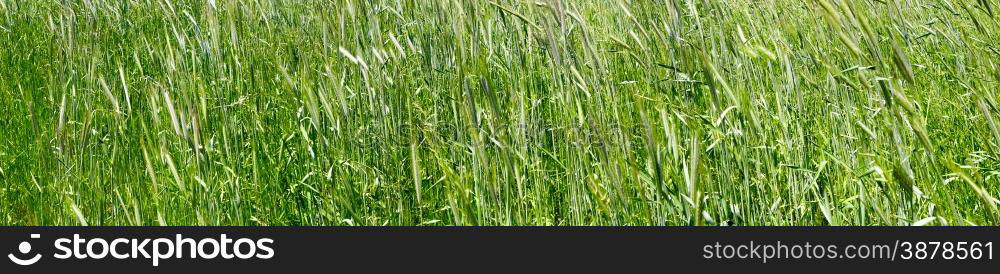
[1,0,999,226]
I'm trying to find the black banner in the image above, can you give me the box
[0,227,996,272]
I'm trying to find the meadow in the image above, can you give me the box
[1,0,998,226]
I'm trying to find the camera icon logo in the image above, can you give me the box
[8,234,42,266]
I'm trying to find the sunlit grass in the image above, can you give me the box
[0,0,998,226]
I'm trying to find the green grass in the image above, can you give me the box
[1,0,999,226]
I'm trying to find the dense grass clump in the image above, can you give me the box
[1,0,999,226]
